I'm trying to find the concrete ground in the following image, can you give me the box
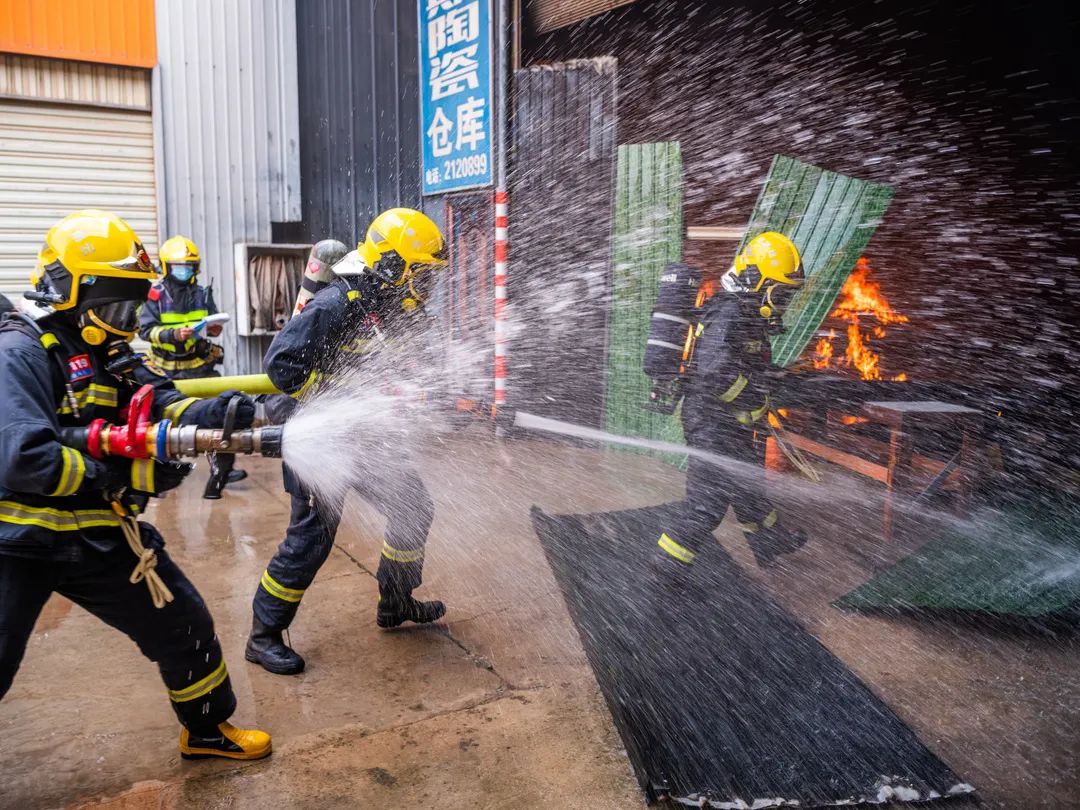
[0,427,1076,809]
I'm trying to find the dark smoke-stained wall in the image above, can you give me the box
[296,0,422,244]
[526,0,1080,387]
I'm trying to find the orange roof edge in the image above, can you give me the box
[0,0,156,69]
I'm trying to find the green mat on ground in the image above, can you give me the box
[835,504,1080,617]
[736,155,896,368]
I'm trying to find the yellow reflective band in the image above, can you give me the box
[168,660,228,703]
[152,354,209,371]
[657,533,696,565]
[291,369,322,400]
[260,570,305,603]
[347,290,360,301]
[381,541,424,564]
[39,332,60,350]
[163,397,199,421]
[719,374,749,403]
[341,338,374,355]
[750,402,769,422]
[160,309,208,325]
[49,447,85,497]
[762,510,779,529]
[131,459,155,493]
[0,501,121,531]
[57,384,120,415]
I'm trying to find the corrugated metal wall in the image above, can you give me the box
[509,58,617,425]
[0,54,151,109]
[154,0,301,373]
[296,0,421,244]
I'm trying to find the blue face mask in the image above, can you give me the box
[169,264,196,283]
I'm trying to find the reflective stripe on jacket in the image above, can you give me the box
[138,280,220,372]
[0,316,213,559]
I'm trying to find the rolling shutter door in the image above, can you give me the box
[0,99,158,304]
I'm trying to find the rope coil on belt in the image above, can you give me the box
[112,499,174,608]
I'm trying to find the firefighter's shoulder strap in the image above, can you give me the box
[0,313,72,408]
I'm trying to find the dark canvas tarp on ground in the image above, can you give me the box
[531,504,974,807]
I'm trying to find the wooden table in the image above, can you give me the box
[776,400,983,539]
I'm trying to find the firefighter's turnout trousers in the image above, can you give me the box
[0,525,235,732]
[252,462,435,632]
[658,416,778,566]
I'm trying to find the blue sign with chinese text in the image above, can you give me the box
[419,0,494,195]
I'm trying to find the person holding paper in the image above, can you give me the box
[139,235,246,497]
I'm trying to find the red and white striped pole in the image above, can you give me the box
[493,0,509,417]
[493,189,508,413]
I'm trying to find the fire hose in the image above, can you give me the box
[58,384,284,607]
[59,384,283,462]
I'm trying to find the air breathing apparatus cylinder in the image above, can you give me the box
[643,262,702,414]
[293,239,349,316]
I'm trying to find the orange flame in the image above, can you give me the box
[813,330,835,369]
[813,258,908,381]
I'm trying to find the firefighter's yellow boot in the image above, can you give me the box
[180,721,272,760]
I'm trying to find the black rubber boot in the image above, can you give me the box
[203,454,243,499]
[245,617,305,674]
[376,592,446,629]
[649,551,693,593]
[745,526,808,568]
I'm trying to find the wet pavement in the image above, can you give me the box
[0,427,1076,809]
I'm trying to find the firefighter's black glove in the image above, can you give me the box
[126,458,192,495]
[148,460,193,494]
[197,391,256,429]
[83,457,131,494]
[646,379,684,415]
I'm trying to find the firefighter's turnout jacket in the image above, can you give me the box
[138,279,222,377]
[253,276,435,631]
[0,315,211,559]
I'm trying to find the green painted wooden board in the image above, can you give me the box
[606,142,686,462]
[835,503,1080,617]
[735,155,896,368]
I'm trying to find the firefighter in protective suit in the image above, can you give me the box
[246,208,447,675]
[647,232,808,576]
[138,236,224,378]
[0,210,271,760]
[139,236,246,499]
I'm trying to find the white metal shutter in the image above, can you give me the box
[0,99,158,305]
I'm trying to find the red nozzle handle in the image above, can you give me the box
[116,384,156,459]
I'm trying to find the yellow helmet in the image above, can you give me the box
[356,208,446,284]
[31,209,156,345]
[159,235,201,283]
[724,231,804,321]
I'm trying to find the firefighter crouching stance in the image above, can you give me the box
[0,210,271,760]
[646,232,808,577]
[139,235,247,499]
[245,208,447,676]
